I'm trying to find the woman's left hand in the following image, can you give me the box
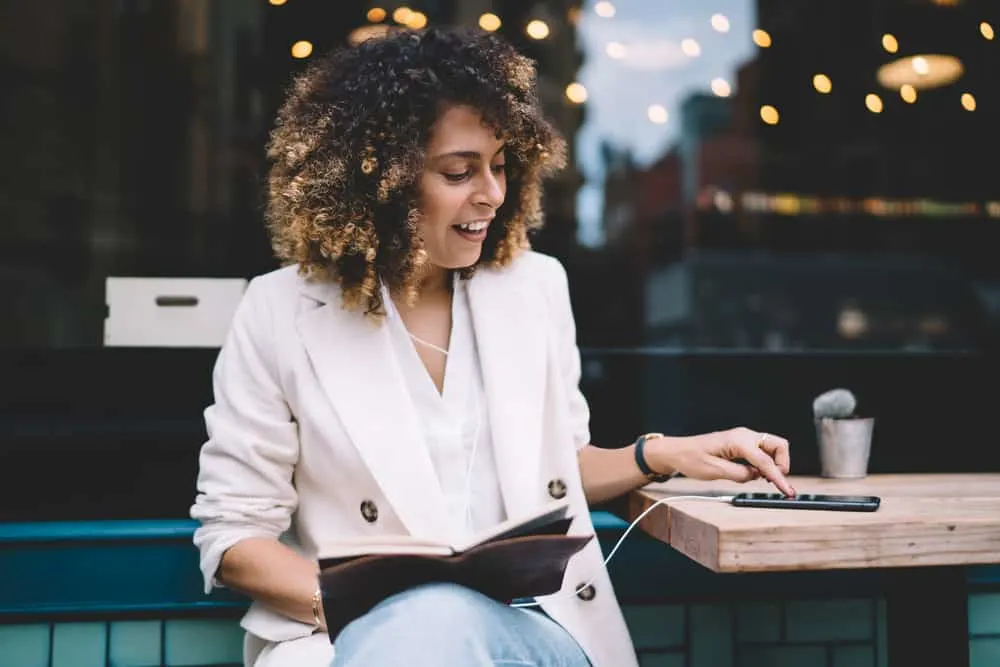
[647,427,795,497]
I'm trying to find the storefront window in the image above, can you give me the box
[1,0,997,351]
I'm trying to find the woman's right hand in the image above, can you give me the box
[647,427,795,496]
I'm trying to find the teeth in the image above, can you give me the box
[458,221,489,232]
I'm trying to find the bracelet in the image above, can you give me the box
[311,586,324,628]
[634,432,673,483]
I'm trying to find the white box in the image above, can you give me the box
[104,277,248,347]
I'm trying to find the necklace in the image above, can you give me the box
[407,331,449,356]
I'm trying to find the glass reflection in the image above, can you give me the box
[575,0,1000,351]
[0,0,998,352]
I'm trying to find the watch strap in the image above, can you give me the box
[634,433,672,483]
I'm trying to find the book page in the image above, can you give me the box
[318,534,454,560]
[317,500,573,561]
[450,500,572,553]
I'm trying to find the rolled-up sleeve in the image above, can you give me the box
[189,277,300,594]
[545,258,592,450]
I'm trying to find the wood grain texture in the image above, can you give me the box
[627,474,1000,573]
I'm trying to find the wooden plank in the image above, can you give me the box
[627,474,1000,573]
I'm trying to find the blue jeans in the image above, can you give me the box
[330,583,591,666]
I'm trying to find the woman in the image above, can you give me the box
[190,26,793,667]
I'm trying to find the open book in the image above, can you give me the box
[317,501,592,641]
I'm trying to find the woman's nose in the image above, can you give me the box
[476,171,505,209]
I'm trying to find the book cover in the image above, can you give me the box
[317,501,592,641]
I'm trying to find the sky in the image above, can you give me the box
[573,0,756,245]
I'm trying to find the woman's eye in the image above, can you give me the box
[443,171,471,182]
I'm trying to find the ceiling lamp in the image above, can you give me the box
[876,54,963,90]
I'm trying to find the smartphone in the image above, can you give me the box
[730,492,881,512]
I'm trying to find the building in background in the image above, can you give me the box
[598,0,1000,350]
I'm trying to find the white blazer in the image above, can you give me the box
[190,250,640,667]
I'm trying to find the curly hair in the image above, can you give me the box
[265,26,567,317]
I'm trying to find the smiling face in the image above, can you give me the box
[417,105,507,271]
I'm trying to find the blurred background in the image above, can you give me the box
[2,0,1000,521]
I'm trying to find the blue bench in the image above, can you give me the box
[2,515,999,667]
[0,513,637,620]
[3,512,998,620]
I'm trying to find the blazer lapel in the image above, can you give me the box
[468,266,547,519]
[296,280,451,541]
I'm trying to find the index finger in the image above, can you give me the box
[758,434,791,475]
[744,442,795,496]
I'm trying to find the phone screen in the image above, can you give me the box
[732,492,880,511]
[742,493,877,503]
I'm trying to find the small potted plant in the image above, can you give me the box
[812,388,875,478]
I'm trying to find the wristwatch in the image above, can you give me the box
[634,432,673,483]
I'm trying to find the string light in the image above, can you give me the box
[900,84,917,103]
[526,19,550,39]
[711,78,731,97]
[711,14,730,33]
[760,105,779,125]
[813,74,832,94]
[565,82,588,104]
[478,13,501,32]
[681,38,701,57]
[865,93,883,113]
[367,7,386,22]
[647,104,668,124]
[594,2,616,18]
[733,191,992,218]
[392,7,412,24]
[961,93,976,111]
[268,0,287,5]
[605,42,626,59]
[405,11,427,29]
[882,33,898,53]
[291,40,313,58]
[981,22,995,40]
[752,29,771,48]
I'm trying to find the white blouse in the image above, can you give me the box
[383,276,507,543]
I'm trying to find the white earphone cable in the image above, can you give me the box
[510,493,735,609]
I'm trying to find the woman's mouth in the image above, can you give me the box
[452,220,490,242]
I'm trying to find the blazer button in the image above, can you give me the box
[547,479,567,500]
[576,583,596,601]
[360,500,378,523]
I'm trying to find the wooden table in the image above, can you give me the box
[626,473,1000,667]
